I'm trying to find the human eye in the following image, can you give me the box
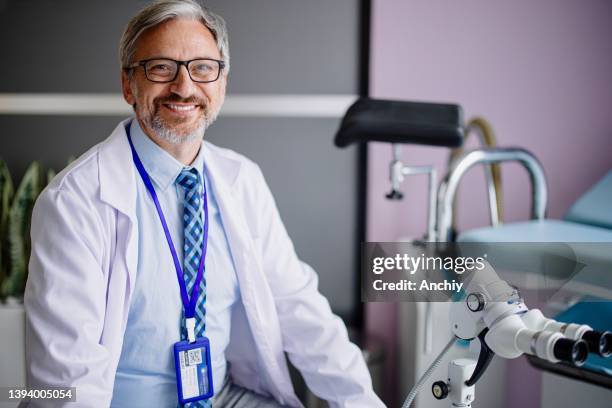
[147,60,175,76]
[192,61,214,74]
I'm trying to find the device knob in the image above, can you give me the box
[467,293,486,312]
[432,381,449,400]
[385,189,404,200]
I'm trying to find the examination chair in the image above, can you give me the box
[334,97,612,405]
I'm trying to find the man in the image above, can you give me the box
[24,1,385,407]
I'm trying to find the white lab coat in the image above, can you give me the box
[24,119,384,408]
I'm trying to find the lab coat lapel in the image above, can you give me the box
[201,143,295,402]
[98,119,139,297]
[200,143,263,332]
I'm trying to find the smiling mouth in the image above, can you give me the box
[163,103,200,113]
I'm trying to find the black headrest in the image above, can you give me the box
[335,97,464,148]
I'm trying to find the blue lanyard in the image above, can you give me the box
[126,125,209,320]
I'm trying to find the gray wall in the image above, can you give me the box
[0,0,362,323]
[0,0,359,94]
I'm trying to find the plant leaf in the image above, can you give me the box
[0,159,14,299]
[2,162,43,298]
[47,168,56,185]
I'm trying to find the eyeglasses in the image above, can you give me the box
[125,58,225,83]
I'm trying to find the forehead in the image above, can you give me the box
[134,18,220,60]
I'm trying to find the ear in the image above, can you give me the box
[219,71,228,94]
[121,70,136,106]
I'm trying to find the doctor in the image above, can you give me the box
[23,1,384,407]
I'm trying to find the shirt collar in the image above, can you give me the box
[130,118,205,191]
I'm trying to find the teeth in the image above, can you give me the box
[167,104,196,111]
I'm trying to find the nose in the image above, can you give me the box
[169,65,197,98]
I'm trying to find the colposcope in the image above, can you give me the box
[415,262,610,407]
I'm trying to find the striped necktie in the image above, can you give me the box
[176,168,212,408]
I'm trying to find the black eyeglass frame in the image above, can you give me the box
[124,57,226,83]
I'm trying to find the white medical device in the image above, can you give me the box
[403,262,611,407]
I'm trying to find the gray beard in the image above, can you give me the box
[146,107,220,145]
[150,116,205,144]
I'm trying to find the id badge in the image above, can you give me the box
[174,337,214,404]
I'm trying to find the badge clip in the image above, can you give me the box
[186,317,196,343]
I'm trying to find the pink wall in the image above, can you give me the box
[365,0,612,405]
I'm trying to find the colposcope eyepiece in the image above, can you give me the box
[553,338,588,366]
[582,330,612,357]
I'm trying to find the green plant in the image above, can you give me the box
[1,162,45,300]
[0,157,73,301]
[0,160,14,294]
[47,168,56,185]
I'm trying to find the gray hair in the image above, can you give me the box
[119,0,230,73]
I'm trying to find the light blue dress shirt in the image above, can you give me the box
[111,119,240,407]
